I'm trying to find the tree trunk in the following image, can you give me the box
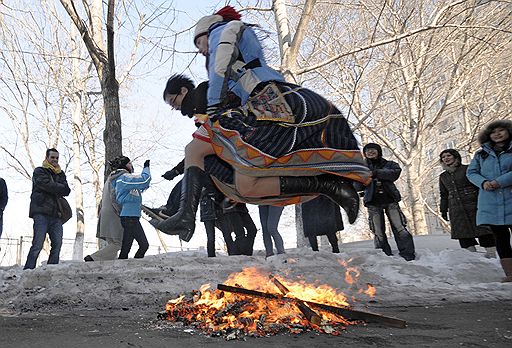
[403,163,429,235]
[101,67,122,178]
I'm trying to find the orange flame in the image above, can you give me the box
[161,265,377,337]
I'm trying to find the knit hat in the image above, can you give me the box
[363,143,382,157]
[109,156,131,170]
[193,6,241,44]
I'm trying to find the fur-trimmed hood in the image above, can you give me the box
[478,119,512,145]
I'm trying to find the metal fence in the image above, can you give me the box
[0,236,201,267]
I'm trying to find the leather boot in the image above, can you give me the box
[153,166,209,241]
[280,175,360,224]
[500,258,512,283]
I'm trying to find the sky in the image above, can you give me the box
[0,1,266,265]
[0,0,383,267]
[0,235,510,337]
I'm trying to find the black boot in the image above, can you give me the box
[280,175,360,224]
[154,166,209,241]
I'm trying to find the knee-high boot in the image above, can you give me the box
[280,175,360,224]
[153,166,209,242]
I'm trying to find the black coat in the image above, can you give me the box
[362,157,402,206]
[439,165,492,239]
[301,196,343,237]
[0,177,7,212]
[29,167,71,218]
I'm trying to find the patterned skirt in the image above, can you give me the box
[202,82,370,205]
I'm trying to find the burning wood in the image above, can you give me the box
[217,284,406,328]
[158,267,405,339]
[269,275,322,325]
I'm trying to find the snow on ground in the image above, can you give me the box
[0,235,509,316]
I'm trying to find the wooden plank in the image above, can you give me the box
[269,275,322,325]
[216,283,406,328]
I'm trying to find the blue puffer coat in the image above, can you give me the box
[113,166,151,217]
[467,141,512,226]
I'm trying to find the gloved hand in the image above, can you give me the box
[144,160,150,168]
[441,212,449,221]
[162,169,180,181]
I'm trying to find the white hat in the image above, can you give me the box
[193,14,222,44]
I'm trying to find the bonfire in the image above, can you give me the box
[158,264,398,339]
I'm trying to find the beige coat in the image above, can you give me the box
[96,170,125,241]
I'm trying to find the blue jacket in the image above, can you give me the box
[467,142,512,226]
[113,167,151,217]
[207,21,285,106]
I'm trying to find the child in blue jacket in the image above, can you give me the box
[111,156,151,259]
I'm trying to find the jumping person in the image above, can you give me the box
[154,6,370,242]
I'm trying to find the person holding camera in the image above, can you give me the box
[112,157,151,259]
[360,143,415,261]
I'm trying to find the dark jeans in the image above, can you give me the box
[204,219,240,257]
[489,225,512,259]
[458,234,496,249]
[119,217,149,259]
[259,205,285,256]
[213,215,238,255]
[367,202,415,261]
[229,213,258,256]
[24,214,63,270]
[308,234,340,253]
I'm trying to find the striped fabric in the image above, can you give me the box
[206,83,371,185]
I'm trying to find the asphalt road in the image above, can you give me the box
[1,300,511,348]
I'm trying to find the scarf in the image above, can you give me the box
[43,159,62,174]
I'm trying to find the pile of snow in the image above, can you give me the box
[0,235,509,315]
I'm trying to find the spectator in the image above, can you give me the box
[0,176,7,239]
[302,196,342,253]
[258,205,285,257]
[223,201,258,256]
[199,183,239,257]
[84,157,129,262]
[24,148,71,270]
[467,120,512,282]
[439,149,496,257]
[360,143,415,261]
[113,157,151,259]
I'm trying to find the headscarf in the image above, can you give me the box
[193,6,241,44]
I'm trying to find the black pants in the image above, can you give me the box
[222,212,258,256]
[489,225,512,259]
[119,217,149,259]
[458,234,495,249]
[308,234,340,253]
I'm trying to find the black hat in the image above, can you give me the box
[109,156,131,170]
[363,143,382,157]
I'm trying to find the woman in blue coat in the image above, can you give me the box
[112,156,151,259]
[467,120,512,282]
